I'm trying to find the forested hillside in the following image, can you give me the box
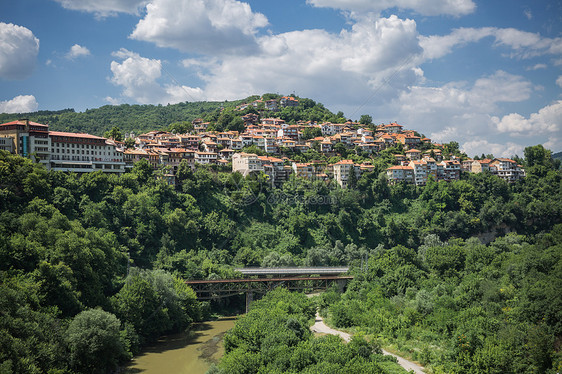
[0,102,232,136]
[0,94,343,137]
[0,143,560,373]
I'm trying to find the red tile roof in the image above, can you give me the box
[49,131,106,140]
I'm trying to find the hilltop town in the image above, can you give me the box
[0,95,525,187]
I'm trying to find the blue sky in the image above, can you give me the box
[0,0,560,156]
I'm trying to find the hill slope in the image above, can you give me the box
[0,94,343,137]
[0,101,238,136]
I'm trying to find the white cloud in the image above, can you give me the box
[420,27,562,60]
[524,9,532,20]
[461,139,525,158]
[492,100,562,135]
[66,44,91,59]
[130,0,268,55]
[109,49,205,104]
[543,136,561,153]
[527,63,547,71]
[0,95,38,113]
[307,0,476,16]
[197,15,423,107]
[0,23,39,80]
[384,71,536,157]
[557,75,562,88]
[396,71,532,124]
[53,0,148,17]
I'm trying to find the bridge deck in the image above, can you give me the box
[234,267,349,276]
[186,275,353,285]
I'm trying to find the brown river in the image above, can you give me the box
[124,317,237,374]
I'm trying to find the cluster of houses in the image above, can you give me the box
[232,153,375,188]
[386,149,525,185]
[0,112,525,187]
[236,95,300,112]
[128,117,425,163]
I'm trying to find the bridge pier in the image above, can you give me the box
[245,291,253,313]
[336,279,347,293]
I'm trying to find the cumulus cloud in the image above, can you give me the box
[197,15,423,107]
[53,0,148,17]
[130,0,268,55]
[527,63,547,71]
[557,76,562,88]
[461,139,525,158]
[0,95,38,113]
[397,71,532,123]
[66,44,91,59]
[492,100,562,135]
[109,49,204,104]
[420,27,562,60]
[383,71,536,156]
[307,0,476,17]
[0,23,40,80]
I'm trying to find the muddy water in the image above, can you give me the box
[124,317,236,374]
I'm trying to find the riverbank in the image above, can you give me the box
[123,317,237,374]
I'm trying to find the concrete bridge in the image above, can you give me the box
[185,267,352,312]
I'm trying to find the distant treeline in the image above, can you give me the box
[0,94,347,137]
[0,101,234,136]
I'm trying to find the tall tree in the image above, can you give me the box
[66,309,128,374]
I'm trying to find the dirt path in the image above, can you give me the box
[310,312,425,374]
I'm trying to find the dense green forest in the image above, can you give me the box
[0,94,344,136]
[211,288,407,374]
[0,102,233,136]
[0,143,560,373]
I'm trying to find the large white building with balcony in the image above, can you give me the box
[0,120,125,173]
[49,131,125,173]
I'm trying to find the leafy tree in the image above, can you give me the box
[131,159,154,185]
[66,309,128,374]
[124,137,136,149]
[301,126,322,140]
[359,114,373,126]
[168,121,194,134]
[103,126,123,141]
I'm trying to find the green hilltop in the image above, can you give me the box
[0,94,345,136]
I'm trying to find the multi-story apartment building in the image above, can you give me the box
[439,160,461,181]
[194,151,217,164]
[0,120,125,173]
[292,162,315,179]
[333,159,361,188]
[280,96,299,107]
[0,136,14,152]
[463,158,525,182]
[259,156,289,187]
[386,165,415,184]
[409,160,428,186]
[179,135,200,150]
[489,158,526,182]
[469,159,493,173]
[49,131,125,173]
[232,152,264,176]
[405,149,422,160]
[0,119,50,168]
[123,149,149,169]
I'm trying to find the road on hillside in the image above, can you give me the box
[310,312,425,374]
